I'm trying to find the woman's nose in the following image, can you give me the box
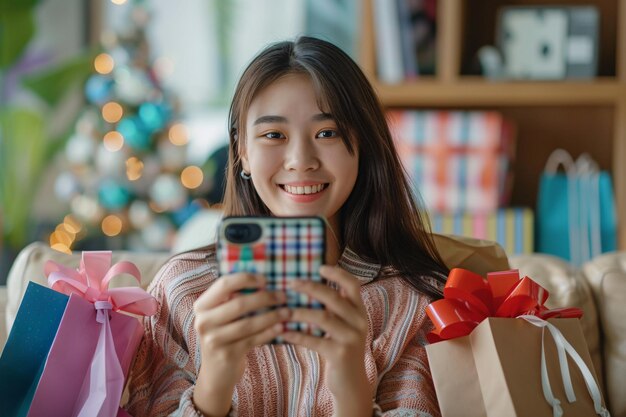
[283,137,320,171]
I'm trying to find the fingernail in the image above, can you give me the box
[274,323,284,332]
[279,308,291,319]
[275,291,286,302]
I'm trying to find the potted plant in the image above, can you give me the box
[0,0,94,283]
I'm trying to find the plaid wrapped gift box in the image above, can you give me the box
[388,110,516,213]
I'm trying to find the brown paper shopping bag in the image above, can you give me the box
[426,335,486,417]
[427,317,608,417]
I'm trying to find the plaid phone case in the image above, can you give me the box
[217,216,326,341]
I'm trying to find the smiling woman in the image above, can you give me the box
[125,36,448,417]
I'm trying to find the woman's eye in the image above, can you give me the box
[263,131,284,139]
[317,129,338,139]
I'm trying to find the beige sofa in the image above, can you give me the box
[1,230,625,416]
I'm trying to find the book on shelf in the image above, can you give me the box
[398,0,437,77]
[429,208,534,255]
[396,0,419,78]
[373,0,404,83]
[373,0,438,81]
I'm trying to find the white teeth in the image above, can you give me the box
[283,184,326,195]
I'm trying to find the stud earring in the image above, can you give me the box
[240,170,251,180]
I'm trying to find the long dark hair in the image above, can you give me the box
[223,36,447,299]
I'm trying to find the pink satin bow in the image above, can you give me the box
[44,251,157,316]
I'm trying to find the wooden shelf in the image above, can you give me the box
[372,78,624,107]
[360,0,626,250]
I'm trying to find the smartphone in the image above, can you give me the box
[217,216,326,342]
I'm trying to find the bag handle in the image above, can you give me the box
[575,153,599,173]
[575,154,602,261]
[519,315,610,417]
[544,149,576,174]
[544,149,581,266]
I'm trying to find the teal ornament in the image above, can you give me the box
[98,180,131,210]
[117,117,150,150]
[85,75,113,105]
[138,102,171,133]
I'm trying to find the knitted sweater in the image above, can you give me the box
[124,247,442,417]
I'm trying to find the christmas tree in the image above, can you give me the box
[51,2,208,253]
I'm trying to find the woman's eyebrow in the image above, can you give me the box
[312,113,333,122]
[253,115,288,125]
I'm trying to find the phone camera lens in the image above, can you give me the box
[225,223,262,244]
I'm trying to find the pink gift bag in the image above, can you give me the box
[27,251,157,417]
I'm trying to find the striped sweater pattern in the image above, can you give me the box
[124,247,441,417]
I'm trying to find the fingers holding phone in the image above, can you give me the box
[193,272,290,350]
[281,265,368,357]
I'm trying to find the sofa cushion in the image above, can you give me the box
[582,252,626,417]
[508,253,603,396]
[5,242,171,336]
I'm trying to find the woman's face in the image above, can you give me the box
[241,73,358,228]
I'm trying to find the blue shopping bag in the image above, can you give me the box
[0,281,69,417]
[536,150,617,265]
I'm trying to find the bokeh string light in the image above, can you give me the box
[48,215,84,254]
[168,123,188,145]
[103,131,125,151]
[181,166,204,189]
[94,53,115,74]
[126,156,144,181]
[102,101,124,123]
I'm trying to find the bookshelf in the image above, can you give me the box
[359,0,626,250]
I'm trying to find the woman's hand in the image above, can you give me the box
[281,265,373,417]
[192,272,290,417]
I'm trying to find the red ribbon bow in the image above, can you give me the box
[426,268,582,343]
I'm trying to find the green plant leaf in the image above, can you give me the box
[43,133,71,165]
[0,0,40,12]
[0,8,35,69]
[22,51,97,107]
[0,107,46,248]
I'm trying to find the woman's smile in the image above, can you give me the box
[279,182,329,202]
